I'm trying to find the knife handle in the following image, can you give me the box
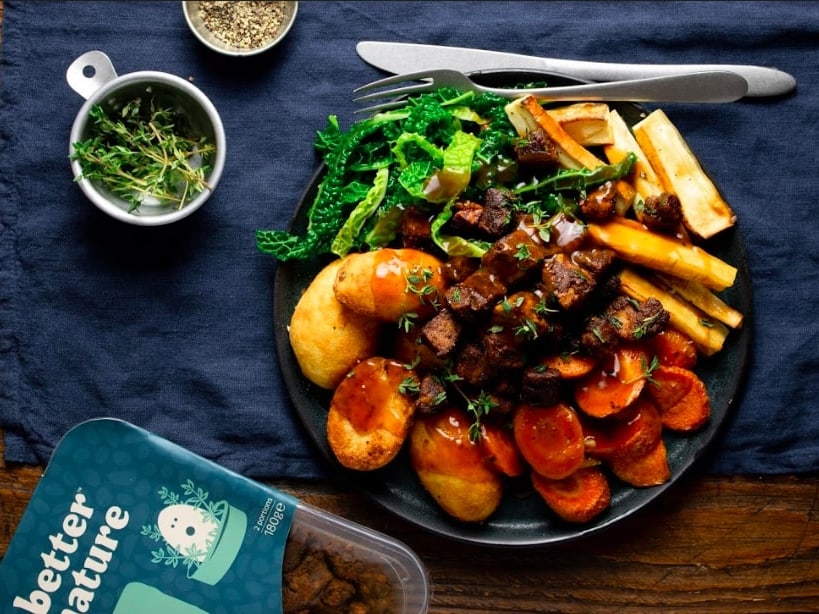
[541,60,795,98]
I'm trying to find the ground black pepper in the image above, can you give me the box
[198,1,288,50]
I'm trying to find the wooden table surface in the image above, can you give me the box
[2,431,818,613]
[1,3,818,613]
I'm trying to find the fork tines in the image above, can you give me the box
[353,71,439,112]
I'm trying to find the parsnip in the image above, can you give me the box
[587,217,737,291]
[519,96,602,169]
[617,268,730,356]
[603,109,665,201]
[505,97,587,169]
[653,273,744,329]
[546,102,613,146]
[506,96,635,210]
[632,109,736,239]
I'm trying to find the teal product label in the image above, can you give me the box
[0,418,297,613]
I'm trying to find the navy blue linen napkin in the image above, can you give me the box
[1,1,817,478]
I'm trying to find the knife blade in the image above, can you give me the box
[356,41,796,98]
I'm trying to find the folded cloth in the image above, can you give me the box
[0,0,817,479]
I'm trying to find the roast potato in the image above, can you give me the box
[391,325,446,373]
[327,357,416,471]
[410,407,503,523]
[289,258,381,389]
[333,248,448,322]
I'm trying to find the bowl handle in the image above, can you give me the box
[66,50,118,100]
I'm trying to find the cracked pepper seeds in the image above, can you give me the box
[198,1,288,50]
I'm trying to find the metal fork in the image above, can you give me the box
[353,68,748,113]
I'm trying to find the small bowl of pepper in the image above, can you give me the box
[66,50,226,226]
[182,1,298,57]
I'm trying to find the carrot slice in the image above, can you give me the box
[645,365,711,432]
[609,439,671,487]
[531,466,612,523]
[538,353,599,379]
[479,422,526,478]
[573,344,648,418]
[647,327,698,369]
[513,403,585,479]
[582,396,663,461]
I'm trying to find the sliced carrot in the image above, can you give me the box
[582,396,663,461]
[513,403,585,479]
[538,353,599,379]
[573,344,649,418]
[608,438,671,487]
[531,466,612,523]
[645,365,711,432]
[479,421,526,478]
[647,327,698,369]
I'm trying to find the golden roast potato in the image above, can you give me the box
[327,357,416,471]
[409,407,503,523]
[333,248,448,322]
[289,258,381,389]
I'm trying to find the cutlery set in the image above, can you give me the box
[353,40,796,106]
[354,68,751,113]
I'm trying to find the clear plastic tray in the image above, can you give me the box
[286,503,430,613]
[0,418,430,613]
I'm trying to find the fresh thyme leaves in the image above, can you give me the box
[633,310,665,339]
[405,265,437,300]
[398,311,418,333]
[641,355,661,386]
[398,375,420,396]
[466,390,498,442]
[71,98,215,212]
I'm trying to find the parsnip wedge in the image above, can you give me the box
[505,97,589,169]
[587,217,737,291]
[603,109,665,201]
[653,273,744,329]
[617,268,730,356]
[506,96,635,210]
[518,96,602,169]
[547,102,613,146]
[632,109,736,239]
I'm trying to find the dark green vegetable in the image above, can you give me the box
[514,152,637,197]
[255,89,635,261]
[256,88,512,261]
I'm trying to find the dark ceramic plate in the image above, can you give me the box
[273,71,752,546]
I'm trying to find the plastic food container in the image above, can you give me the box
[0,418,430,613]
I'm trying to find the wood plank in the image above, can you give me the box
[3,432,816,613]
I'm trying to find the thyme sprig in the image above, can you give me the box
[71,98,216,212]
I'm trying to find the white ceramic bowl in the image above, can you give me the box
[182,1,298,57]
[67,50,226,226]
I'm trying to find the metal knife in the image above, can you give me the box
[356,41,796,98]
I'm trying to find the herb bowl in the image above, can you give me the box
[182,1,299,57]
[66,50,226,226]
